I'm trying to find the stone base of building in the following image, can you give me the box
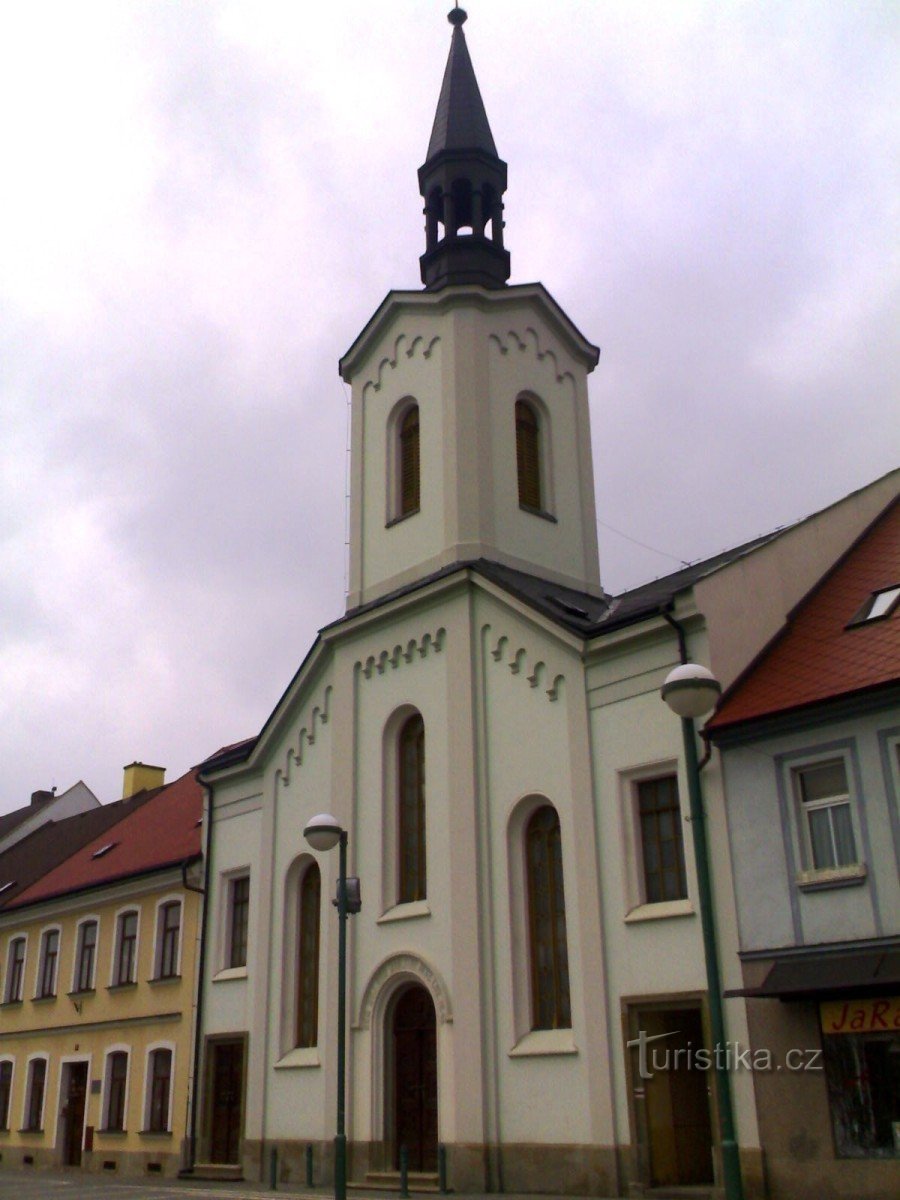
[0,1144,184,1178]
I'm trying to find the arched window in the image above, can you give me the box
[296,863,321,1048]
[515,399,542,510]
[399,405,420,516]
[526,805,571,1030]
[398,713,426,903]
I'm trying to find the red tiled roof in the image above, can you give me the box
[709,498,900,730]
[8,768,202,908]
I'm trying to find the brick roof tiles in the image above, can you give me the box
[709,498,900,731]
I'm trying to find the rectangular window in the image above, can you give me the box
[823,1023,899,1157]
[638,775,688,903]
[228,876,250,969]
[0,1061,12,1130]
[75,921,98,992]
[24,1059,46,1131]
[37,929,59,998]
[4,938,26,1003]
[147,1049,172,1132]
[104,1051,128,1132]
[157,902,181,979]
[796,760,857,869]
[114,912,138,985]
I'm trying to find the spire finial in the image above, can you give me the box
[448,4,467,27]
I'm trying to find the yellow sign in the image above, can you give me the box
[820,998,900,1035]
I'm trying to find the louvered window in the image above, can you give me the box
[398,714,426,902]
[526,805,571,1030]
[296,863,321,1048]
[515,400,541,510]
[399,405,420,516]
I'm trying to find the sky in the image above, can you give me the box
[1,0,897,814]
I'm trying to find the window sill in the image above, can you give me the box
[797,863,868,891]
[18,1127,43,1135]
[518,503,557,524]
[67,988,95,999]
[275,1047,320,1070]
[107,981,138,993]
[625,898,695,923]
[31,993,57,1004]
[213,966,248,983]
[509,1028,577,1058]
[148,974,181,986]
[138,1129,172,1138]
[377,899,431,924]
[386,508,420,528]
[96,1128,128,1136]
[0,999,23,1009]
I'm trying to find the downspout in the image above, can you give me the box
[660,607,711,768]
[183,779,214,1174]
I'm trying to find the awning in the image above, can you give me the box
[727,947,900,999]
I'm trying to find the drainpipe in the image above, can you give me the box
[183,779,214,1174]
[660,607,745,1200]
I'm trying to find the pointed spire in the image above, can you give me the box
[418,7,510,291]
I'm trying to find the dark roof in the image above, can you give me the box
[200,538,776,778]
[426,10,497,161]
[0,790,158,911]
[8,768,203,910]
[0,805,37,843]
[709,496,900,733]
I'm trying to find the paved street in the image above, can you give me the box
[0,1167,604,1200]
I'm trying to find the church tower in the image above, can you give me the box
[340,7,602,611]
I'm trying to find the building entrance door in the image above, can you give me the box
[209,1040,244,1164]
[392,984,438,1171]
[631,1004,714,1188]
[61,1062,88,1167]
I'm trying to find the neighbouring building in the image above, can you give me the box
[0,781,99,856]
[192,8,898,1197]
[708,496,900,1200]
[0,764,203,1179]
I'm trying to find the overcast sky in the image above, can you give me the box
[1,0,897,814]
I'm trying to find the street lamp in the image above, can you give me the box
[303,813,360,1200]
[661,663,745,1200]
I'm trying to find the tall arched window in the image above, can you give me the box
[399,405,421,516]
[515,399,541,510]
[526,805,571,1030]
[398,713,426,903]
[296,863,321,1048]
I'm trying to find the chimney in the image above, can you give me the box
[30,789,55,807]
[122,762,166,799]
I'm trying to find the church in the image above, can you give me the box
[192,9,895,1195]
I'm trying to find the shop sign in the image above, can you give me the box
[820,997,900,1034]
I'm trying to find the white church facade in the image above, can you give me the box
[192,10,898,1196]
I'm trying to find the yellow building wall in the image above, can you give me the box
[0,875,201,1177]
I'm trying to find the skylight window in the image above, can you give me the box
[0,881,15,895]
[91,842,118,860]
[847,585,900,628]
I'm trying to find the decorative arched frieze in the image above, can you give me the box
[487,629,564,702]
[355,952,452,1030]
[362,332,442,399]
[488,327,575,387]
[360,628,446,679]
[278,685,333,786]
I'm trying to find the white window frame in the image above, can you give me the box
[71,915,100,994]
[513,390,555,517]
[109,907,141,987]
[218,870,250,975]
[21,1053,48,1132]
[142,1042,175,1134]
[386,395,421,524]
[0,1056,14,1131]
[3,933,28,1003]
[152,895,183,981]
[101,1044,131,1133]
[278,854,322,1060]
[793,757,859,873]
[35,924,61,999]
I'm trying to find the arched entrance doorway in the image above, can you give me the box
[390,983,438,1171]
